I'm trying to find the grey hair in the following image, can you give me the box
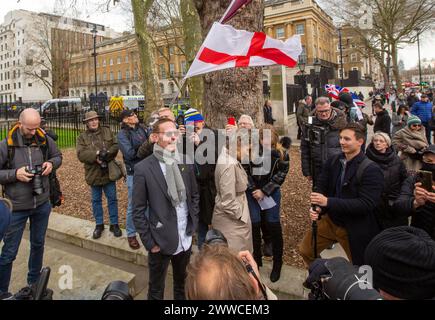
[315,96,330,106]
[238,114,254,125]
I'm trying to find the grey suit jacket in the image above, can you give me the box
[132,154,199,255]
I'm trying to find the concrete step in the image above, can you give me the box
[7,238,136,300]
[45,212,308,299]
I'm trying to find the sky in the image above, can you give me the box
[1,0,434,70]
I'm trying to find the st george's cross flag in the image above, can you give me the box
[184,22,302,79]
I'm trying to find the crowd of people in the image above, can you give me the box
[0,87,434,300]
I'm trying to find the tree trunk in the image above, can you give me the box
[131,0,163,119]
[390,43,402,92]
[194,0,264,128]
[180,0,204,111]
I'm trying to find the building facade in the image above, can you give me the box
[69,26,188,104]
[0,9,117,104]
[333,24,383,88]
[263,0,338,87]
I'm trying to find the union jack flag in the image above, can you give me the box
[324,84,349,100]
[351,92,366,108]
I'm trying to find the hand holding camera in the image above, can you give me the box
[25,164,44,195]
[16,166,34,183]
[97,149,109,170]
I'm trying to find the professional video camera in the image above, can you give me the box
[304,257,382,300]
[305,124,326,146]
[97,149,109,170]
[26,164,44,195]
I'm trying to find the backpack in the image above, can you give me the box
[7,138,64,208]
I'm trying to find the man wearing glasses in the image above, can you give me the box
[300,96,347,188]
[132,118,199,300]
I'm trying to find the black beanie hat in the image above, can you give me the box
[364,226,435,300]
[338,92,354,109]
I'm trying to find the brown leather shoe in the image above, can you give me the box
[128,236,140,250]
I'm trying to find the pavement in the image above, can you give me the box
[6,101,378,300]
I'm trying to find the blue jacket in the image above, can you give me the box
[411,101,433,123]
[317,151,383,265]
[117,124,149,175]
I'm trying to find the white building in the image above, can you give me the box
[412,73,435,87]
[0,9,118,104]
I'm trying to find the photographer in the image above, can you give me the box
[364,226,435,300]
[393,145,435,240]
[298,123,383,267]
[117,109,149,249]
[304,227,435,300]
[185,229,276,300]
[300,96,347,188]
[77,111,120,239]
[0,108,62,299]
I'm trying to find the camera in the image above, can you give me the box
[304,257,382,300]
[97,149,109,170]
[26,164,44,195]
[306,125,326,145]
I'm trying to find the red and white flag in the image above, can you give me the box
[185,22,302,79]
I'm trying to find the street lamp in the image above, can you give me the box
[338,27,344,87]
[415,27,422,91]
[298,60,307,97]
[90,24,98,104]
[313,58,322,99]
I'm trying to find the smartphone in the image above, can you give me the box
[176,114,185,126]
[227,116,236,126]
[418,170,434,192]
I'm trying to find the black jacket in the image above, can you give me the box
[393,175,435,240]
[317,151,383,265]
[366,144,408,229]
[193,127,223,225]
[300,109,347,185]
[263,105,275,125]
[132,155,199,254]
[248,146,290,196]
[117,123,149,175]
[373,109,391,136]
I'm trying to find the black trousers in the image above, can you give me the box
[147,247,191,300]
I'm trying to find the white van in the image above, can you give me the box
[40,98,83,116]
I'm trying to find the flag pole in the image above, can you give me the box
[170,78,187,106]
[219,0,237,23]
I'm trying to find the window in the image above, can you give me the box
[117,57,121,64]
[181,61,186,75]
[169,46,174,55]
[18,82,21,89]
[133,69,138,81]
[351,53,357,62]
[118,71,122,80]
[158,47,164,57]
[109,58,113,66]
[352,67,358,71]
[275,27,285,39]
[110,71,114,80]
[41,70,49,77]
[169,82,175,93]
[126,70,130,80]
[125,55,129,63]
[28,82,32,87]
[102,59,106,67]
[169,63,175,76]
[96,74,100,82]
[159,64,166,79]
[295,24,305,35]
[298,46,307,64]
[159,83,164,94]
[337,55,341,64]
[103,73,107,81]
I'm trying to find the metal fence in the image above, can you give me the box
[0,106,125,149]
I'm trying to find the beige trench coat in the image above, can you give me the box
[212,148,253,253]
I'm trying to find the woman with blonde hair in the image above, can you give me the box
[246,124,290,282]
[212,133,252,253]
